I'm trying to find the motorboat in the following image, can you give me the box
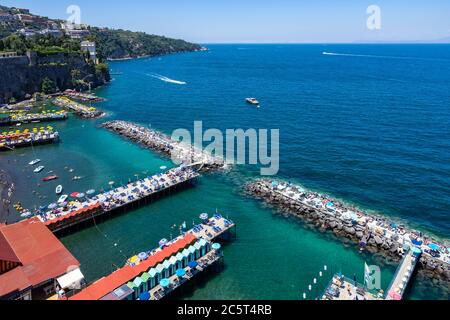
[245,98,260,106]
[42,175,58,181]
[29,159,41,166]
[34,166,45,173]
[57,194,68,204]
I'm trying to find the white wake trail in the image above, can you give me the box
[146,73,187,85]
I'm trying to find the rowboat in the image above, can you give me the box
[56,185,63,194]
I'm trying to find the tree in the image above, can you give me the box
[41,77,57,94]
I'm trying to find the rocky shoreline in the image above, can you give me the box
[101,121,225,172]
[0,169,13,223]
[244,179,450,288]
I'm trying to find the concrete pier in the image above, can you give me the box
[37,166,200,234]
[53,97,104,118]
[0,128,59,151]
[0,111,67,126]
[102,120,225,172]
[245,179,450,283]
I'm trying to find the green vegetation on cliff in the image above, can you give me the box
[87,28,202,60]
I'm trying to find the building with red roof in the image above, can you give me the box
[0,218,82,300]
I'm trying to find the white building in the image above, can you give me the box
[81,41,97,62]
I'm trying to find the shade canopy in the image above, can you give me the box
[199,213,209,220]
[212,243,221,250]
[139,292,150,300]
[138,252,148,261]
[159,278,170,288]
[188,261,198,269]
[159,238,168,247]
[411,239,423,246]
[176,269,186,277]
[428,243,440,251]
[411,247,422,255]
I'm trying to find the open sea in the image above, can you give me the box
[2,44,450,299]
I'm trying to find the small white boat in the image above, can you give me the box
[34,166,44,173]
[245,98,260,106]
[29,159,41,166]
[57,194,68,204]
[20,211,32,218]
[55,185,63,195]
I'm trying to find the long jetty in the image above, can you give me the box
[102,121,225,172]
[245,179,450,283]
[37,166,199,234]
[68,214,235,300]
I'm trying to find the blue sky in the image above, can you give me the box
[2,0,450,43]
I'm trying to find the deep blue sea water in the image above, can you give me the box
[2,44,450,299]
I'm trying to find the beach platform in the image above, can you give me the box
[0,128,59,151]
[53,97,103,118]
[69,214,235,300]
[37,167,200,234]
[0,111,67,126]
[321,274,383,301]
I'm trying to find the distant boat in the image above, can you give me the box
[34,166,44,173]
[57,194,68,204]
[42,175,58,181]
[245,98,260,106]
[55,185,63,195]
[29,159,41,166]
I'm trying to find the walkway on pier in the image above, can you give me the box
[385,249,420,300]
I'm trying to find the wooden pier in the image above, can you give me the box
[0,129,59,151]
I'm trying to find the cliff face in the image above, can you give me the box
[0,53,109,104]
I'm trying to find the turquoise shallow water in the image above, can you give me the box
[1,44,450,299]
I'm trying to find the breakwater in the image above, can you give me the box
[102,121,225,172]
[244,179,450,283]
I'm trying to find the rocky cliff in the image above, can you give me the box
[0,52,109,104]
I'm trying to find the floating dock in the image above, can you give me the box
[102,120,225,172]
[0,127,59,151]
[322,274,384,300]
[53,97,104,118]
[245,179,450,282]
[36,166,200,234]
[68,214,236,300]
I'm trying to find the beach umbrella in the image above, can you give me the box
[428,243,440,251]
[59,202,67,207]
[176,269,186,277]
[199,213,209,220]
[411,247,422,256]
[138,252,148,261]
[86,189,96,195]
[188,261,198,269]
[48,203,57,209]
[159,279,170,288]
[411,239,423,246]
[129,256,139,265]
[212,243,221,251]
[159,238,168,247]
[139,292,150,301]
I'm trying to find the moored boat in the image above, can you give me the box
[56,185,63,194]
[57,194,68,204]
[34,166,44,173]
[42,175,58,181]
[29,159,41,166]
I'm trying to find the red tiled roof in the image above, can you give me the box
[0,218,80,297]
[70,233,197,300]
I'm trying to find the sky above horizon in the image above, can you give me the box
[2,0,450,43]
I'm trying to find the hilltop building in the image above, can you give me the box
[81,41,97,63]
